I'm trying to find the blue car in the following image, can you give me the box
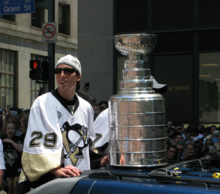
[27,158,220,194]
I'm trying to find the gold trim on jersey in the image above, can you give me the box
[22,151,61,182]
[18,169,27,183]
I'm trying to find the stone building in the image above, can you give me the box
[0,0,77,109]
[78,0,220,126]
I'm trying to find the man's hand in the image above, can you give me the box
[2,139,13,144]
[100,155,110,167]
[51,165,82,178]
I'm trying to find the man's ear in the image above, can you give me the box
[77,75,82,82]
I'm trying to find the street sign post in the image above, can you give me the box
[0,0,35,15]
[42,22,57,44]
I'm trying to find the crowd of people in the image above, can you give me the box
[1,54,220,194]
[166,121,220,163]
[0,107,29,194]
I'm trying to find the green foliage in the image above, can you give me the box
[199,80,218,119]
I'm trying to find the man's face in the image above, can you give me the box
[189,136,195,143]
[88,96,96,105]
[175,127,182,133]
[56,63,81,94]
[167,121,172,127]
[211,127,216,134]
[205,140,213,148]
[174,135,183,143]
[168,129,174,137]
[167,147,176,160]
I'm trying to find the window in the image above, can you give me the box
[58,4,70,35]
[0,15,15,22]
[199,52,220,123]
[0,50,16,109]
[31,7,44,28]
[30,55,48,105]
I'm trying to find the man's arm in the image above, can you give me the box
[0,139,5,188]
[0,169,3,188]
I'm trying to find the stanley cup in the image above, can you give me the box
[109,33,167,167]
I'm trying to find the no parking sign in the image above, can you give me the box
[42,22,57,44]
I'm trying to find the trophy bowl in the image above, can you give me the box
[114,33,158,59]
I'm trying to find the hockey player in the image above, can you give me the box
[21,55,108,188]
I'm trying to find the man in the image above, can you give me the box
[88,95,96,105]
[211,130,220,144]
[176,141,185,161]
[92,108,109,155]
[21,55,108,188]
[172,132,183,145]
[188,135,195,143]
[175,124,188,140]
[206,125,217,139]
[92,104,101,121]
[0,139,5,190]
[193,127,207,145]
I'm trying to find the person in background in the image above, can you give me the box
[92,108,109,155]
[98,101,108,112]
[88,95,96,105]
[187,135,195,143]
[206,125,217,139]
[167,128,175,143]
[3,107,22,137]
[183,143,196,161]
[171,132,183,145]
[167,145,177,162]
[204,139,214,148]
[194,140,204,159]
[175,124,189,141]
[167,121,172,129]
[92,104,101,121]
[206,145,218,159]
[0,139,5,190]
[214,131,220,151]
[211,130,219,144]
[193,127,207,145]
[20,118,28,143]
[0,109,5,136]
[18,110,29,127]
[2,121,23,194]
[176,141,185,161]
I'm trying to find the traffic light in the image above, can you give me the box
[29,60,49,81]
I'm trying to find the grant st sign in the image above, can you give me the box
[0,0,35,15]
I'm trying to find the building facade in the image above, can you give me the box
[0,0,77,109]
[78,0,220,126]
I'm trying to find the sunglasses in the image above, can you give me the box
[54,68,77,75]
[88,99,95,102]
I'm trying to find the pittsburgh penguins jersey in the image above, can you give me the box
[92,108,109,155]
[2,135,22,177]
[22,90,95,182]
[0,139,5,170]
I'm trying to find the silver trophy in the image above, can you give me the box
[109,33,167,168]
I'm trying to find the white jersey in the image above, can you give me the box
[0,139,5,170]
[22,92,95,182]
[92,108,109,149]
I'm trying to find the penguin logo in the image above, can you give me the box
[4,149,18,167]
[57,110,62,120]
[61,122,88,166]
